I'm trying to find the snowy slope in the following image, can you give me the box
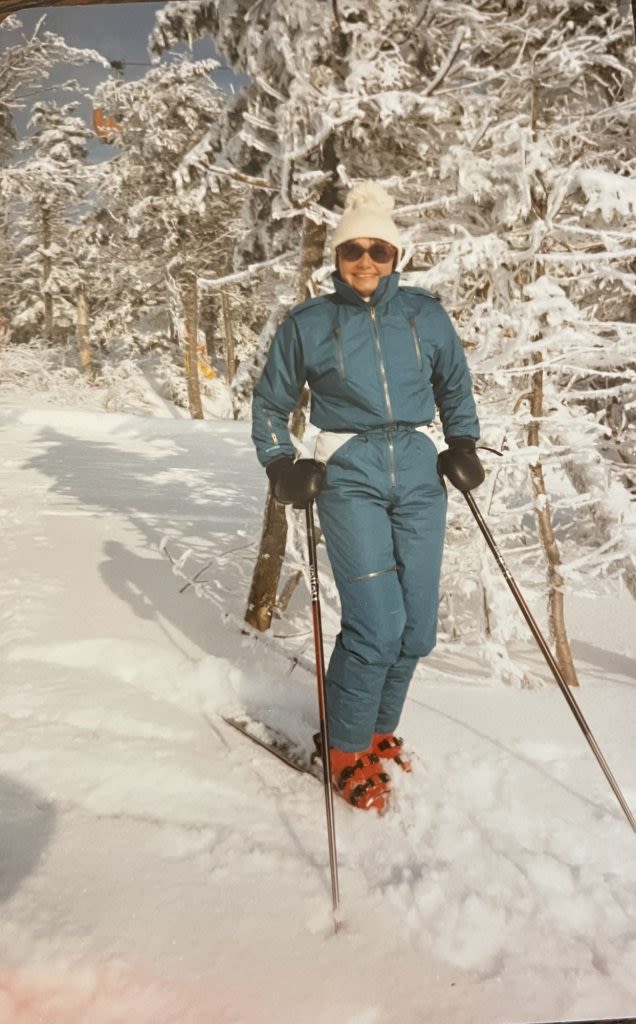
[0,404,635,1024]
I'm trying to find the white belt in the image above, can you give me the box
[314,425,433,464]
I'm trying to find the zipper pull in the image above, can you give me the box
[370,306,376,321]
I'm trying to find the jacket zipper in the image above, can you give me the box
[370,306,393,419]
[409,317,423,371]
[266,415,279,448]
[370,306,396,487]
[333,326,345,379]
[385,430,396,489]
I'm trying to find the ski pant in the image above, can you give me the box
[315,424,447,752]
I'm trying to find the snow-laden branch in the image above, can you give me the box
[548,166,636,224]
[207,165,278,191]
[559,383,635,400]
[423,27,466,95]
[557,224,636,241]
[254,73,290,104]
[565,96,636,130]
[538,248,636,264]
[565,536,635,575]
[395,198,454,215]
[490,362,636,379]
[285,114,353,163]
[198,252,294,290]
[409,234,636,268]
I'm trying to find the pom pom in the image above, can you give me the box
[344,182,395,213]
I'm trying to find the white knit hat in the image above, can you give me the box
[332,182,402,261]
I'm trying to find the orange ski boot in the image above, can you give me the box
[329,746,391,812]
[372,733,412,773]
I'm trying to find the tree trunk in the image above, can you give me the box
[522,79,579,686]
[528,351,579,686]
[181,274,204,420]
[244,214,328,631]
[42,204,53,343]
[221,287,238,420]
[221,288,236,383]
[245,494,289,631]
[75,285,92,376]
[0,209,11,326]
[294,216,328,303]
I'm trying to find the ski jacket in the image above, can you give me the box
[252,271,479,466]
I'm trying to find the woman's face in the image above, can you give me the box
[336,237,396,297]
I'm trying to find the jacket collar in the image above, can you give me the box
[331,271,401,310]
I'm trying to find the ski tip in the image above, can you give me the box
[510,1018,636,1024]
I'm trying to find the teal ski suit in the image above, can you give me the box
[252,271,479,751]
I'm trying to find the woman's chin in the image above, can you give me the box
[352,278,379,296]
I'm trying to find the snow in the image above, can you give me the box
[549,167,636,223]
[1,400,635,1024]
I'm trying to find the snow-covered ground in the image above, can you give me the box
[1,400,635,1024]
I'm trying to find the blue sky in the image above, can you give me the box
[1,3,239,76]
[1,4,245,159]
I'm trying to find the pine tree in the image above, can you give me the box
[405,0,636,684]
[3,98,94,351]
[91,57,234,418]
[0,14,106,343]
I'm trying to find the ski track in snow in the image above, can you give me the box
[0,405,635,1024]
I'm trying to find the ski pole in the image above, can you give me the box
[464,489,636,835]
[305,499,342,932]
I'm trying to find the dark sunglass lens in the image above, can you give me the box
[339,242,365,261]
[369,244,395,262]
[338,241,396,262]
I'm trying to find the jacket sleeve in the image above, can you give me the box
[251,314,307,467]
[431,311,480,441]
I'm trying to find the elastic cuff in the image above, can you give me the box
[265,454,293,479]
[446,436,477,451]
[327,733,374,753]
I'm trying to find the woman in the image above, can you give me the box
[252,183,482,812]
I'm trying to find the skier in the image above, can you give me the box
[252,182,483,811]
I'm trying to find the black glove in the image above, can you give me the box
[266,456,326,508]
[437,437,485,493]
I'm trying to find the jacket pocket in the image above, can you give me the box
[409,317,423,371]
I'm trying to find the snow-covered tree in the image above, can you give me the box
[148,0,486,323]
[0,14,104,162]
[91,56,238,417]
[149,1,636,681]
[149,0,491,630]
[2,98,94,353]
[402,0,636,684]
[0,15,106,342]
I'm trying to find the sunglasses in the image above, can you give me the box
[337,240,397,264]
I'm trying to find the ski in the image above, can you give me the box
[222,714,322,780]
[516,1018,635,1024]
